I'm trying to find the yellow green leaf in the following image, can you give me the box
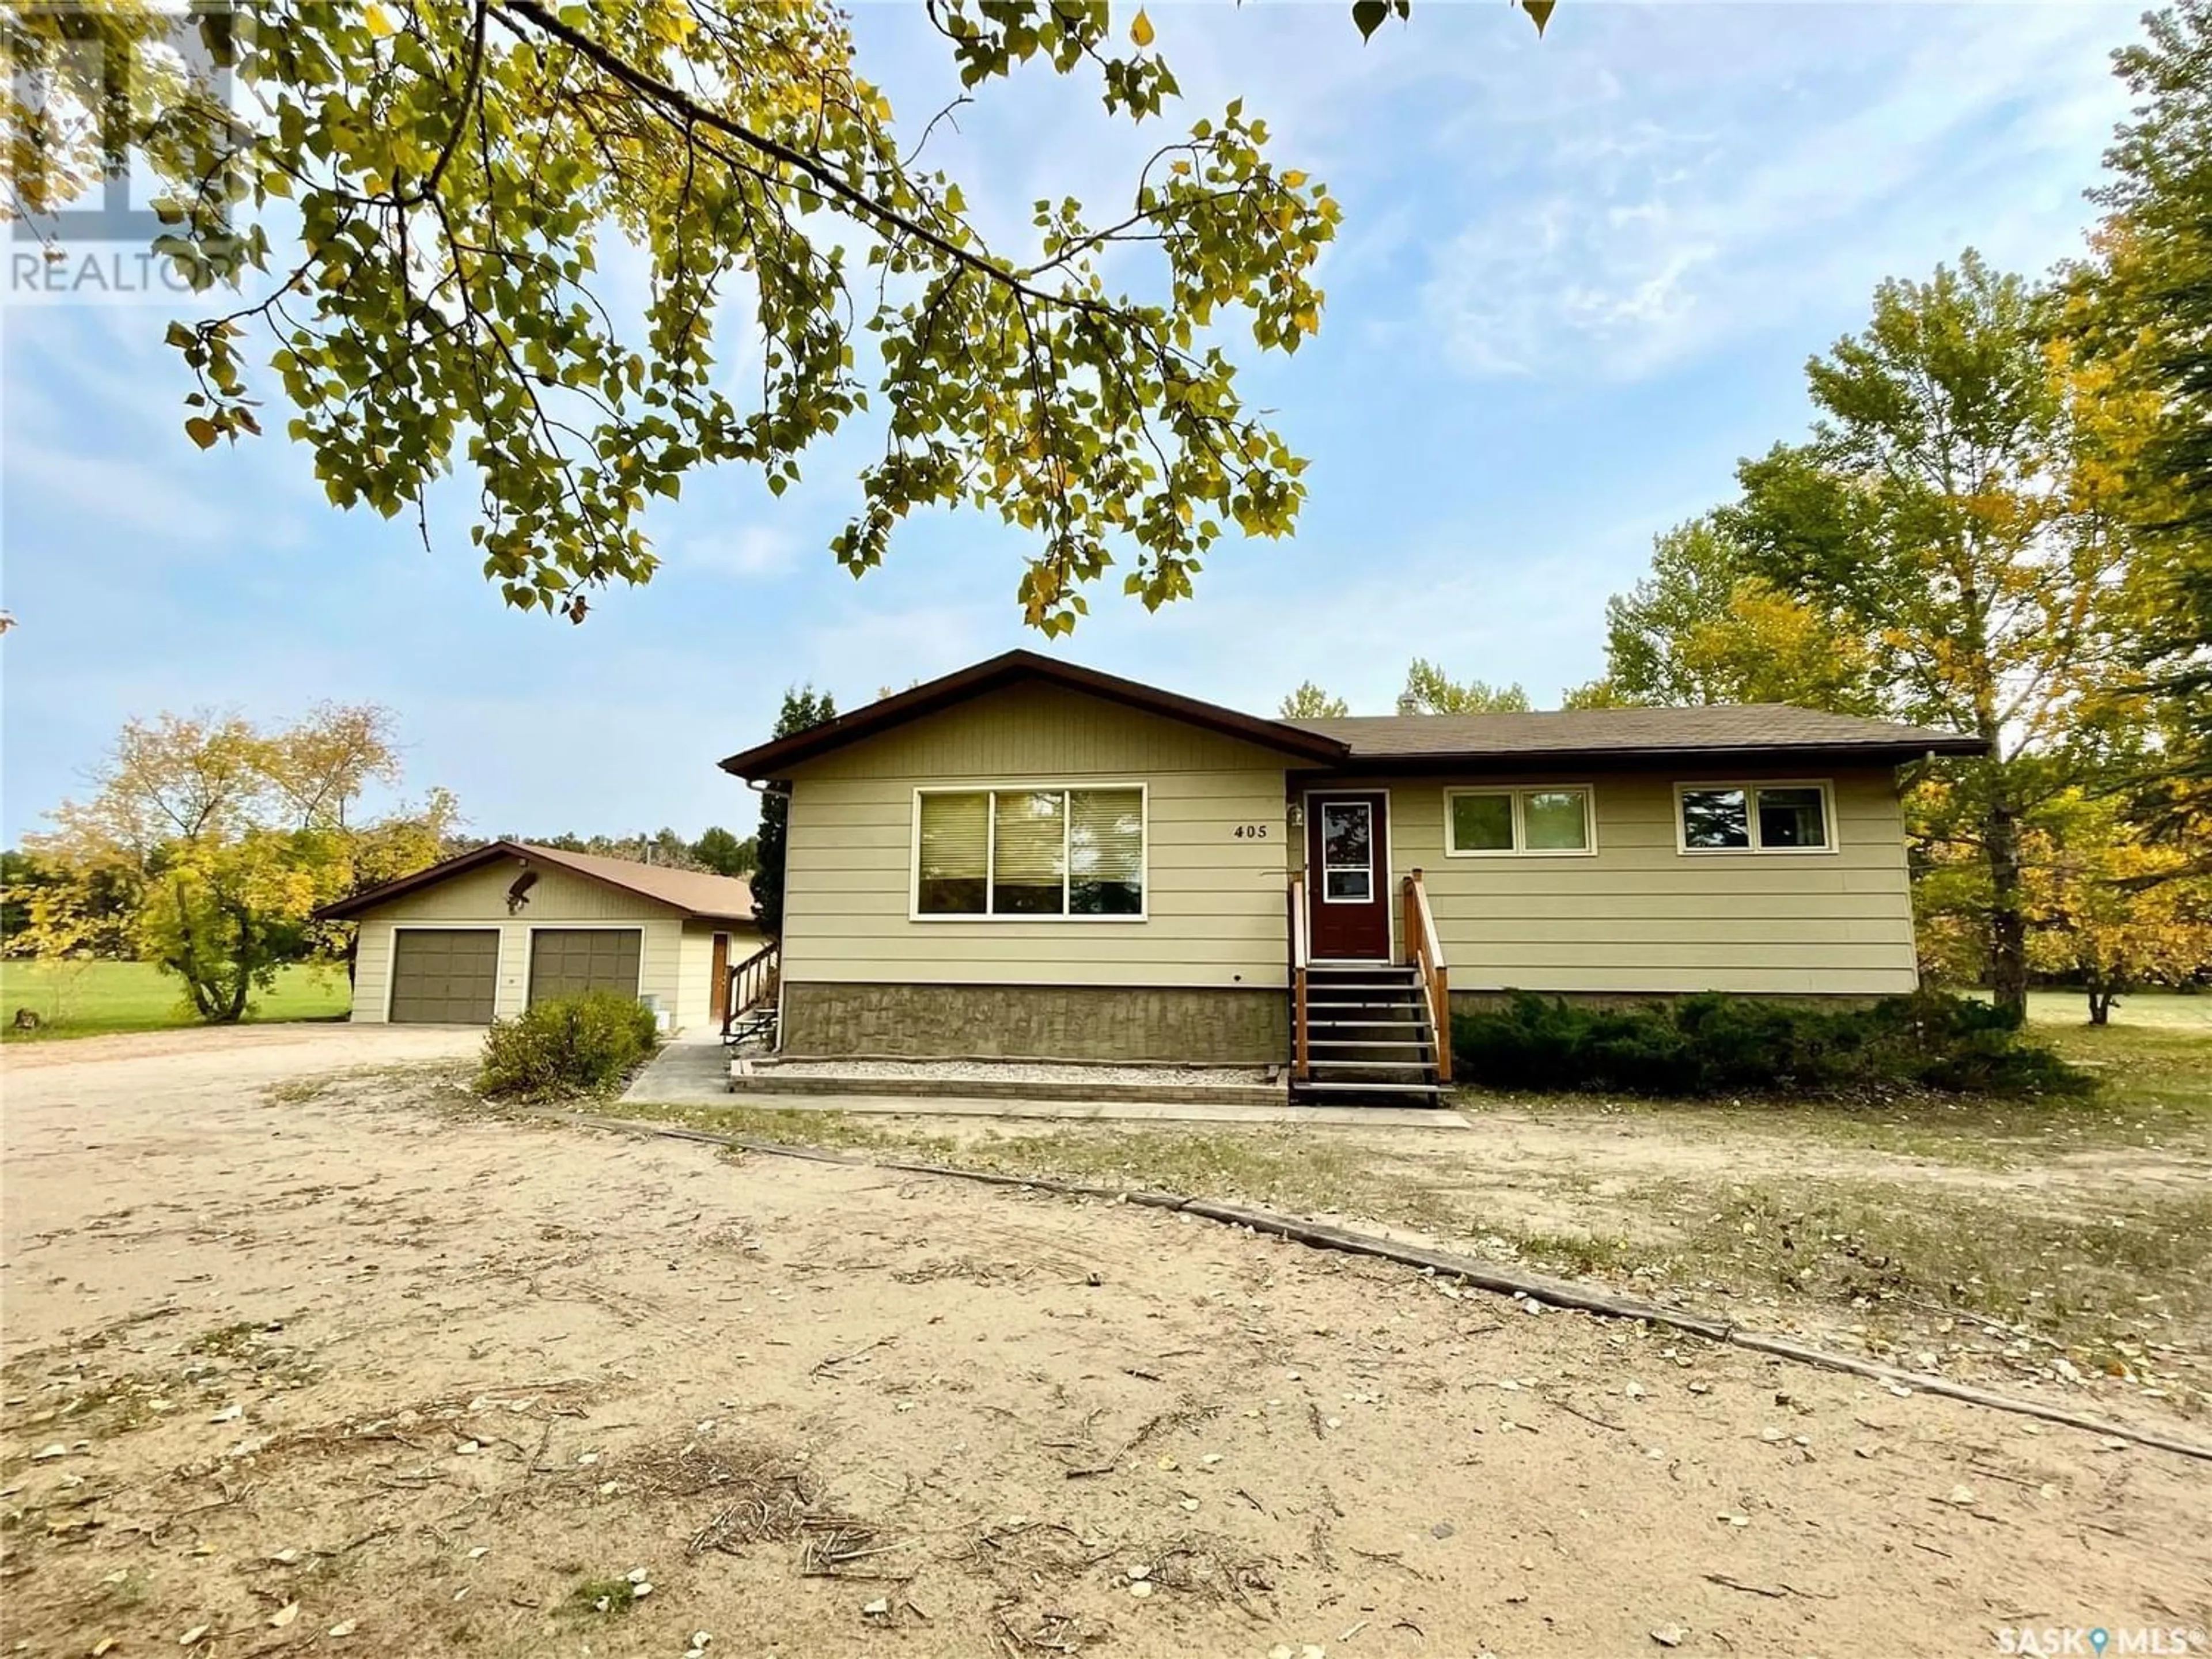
[1131,7,1155,47]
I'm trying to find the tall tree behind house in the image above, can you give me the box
[748,687,838,940]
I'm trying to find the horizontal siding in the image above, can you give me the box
[785,686,1293,989]
[1371,768,1918,996]
[676,921,763,1026]
[778,680,1919,1002]
[677,923,714,1027]
[348,861,715,1027]
[351,921,395,1024]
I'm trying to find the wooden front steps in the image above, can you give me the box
[1293,963,1445,1108]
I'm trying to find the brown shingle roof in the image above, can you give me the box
[315,840,756,923]
[713,649,1986,780]
[512,844,756,921]
[1282,703,1985,763]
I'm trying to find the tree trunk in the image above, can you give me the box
[218,976,251,1021]
[1984,793,2028,1025]
[170,877,225,1021]
[215,900,255,1023]
[2088,988,2113,1026]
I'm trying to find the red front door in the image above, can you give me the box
[1306,792,1391,960]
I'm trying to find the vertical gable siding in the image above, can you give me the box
[1384,767,1917,995]
[783,685,1293,988]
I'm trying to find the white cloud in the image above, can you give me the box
[1418,3,2134,381]
[679,525,801,578]
[1055,499,1686,718]
[791,599,1003,699]
[3,437,237,545]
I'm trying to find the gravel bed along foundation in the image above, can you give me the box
[754,1057,1274,1088]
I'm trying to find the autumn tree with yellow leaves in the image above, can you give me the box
[1569,514,1883,713]
[1581,254,2145,1020]
[16,708,458,1022]
[2025,791,2212,1024]
[1577,2,2212,1021]
[2071,0,2212,798]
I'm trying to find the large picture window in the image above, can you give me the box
[915,786,1146,918]
[1676,782,1833,853]
[1444,786,1594,856]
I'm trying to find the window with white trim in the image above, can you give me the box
[1676,783,1832,852]
[1444,786,1593,855]
[915,787,1146,917]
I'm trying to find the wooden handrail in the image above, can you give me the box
[1401,869,1451,1084]
[1287,872,1309,1081]
[722,940,781,1036]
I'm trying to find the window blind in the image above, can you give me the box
[991,790,1067,914]
[1069,789,1143,914]
[917,791,989,913]
[915,787,1144,916]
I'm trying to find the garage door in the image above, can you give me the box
[388,929,499,1024]
[528,929,643,1005]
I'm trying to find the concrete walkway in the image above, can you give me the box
[619,1032,733,1104]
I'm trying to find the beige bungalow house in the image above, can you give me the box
[318,840,762,1032]
[718,651,1984,1102]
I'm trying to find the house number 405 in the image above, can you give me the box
[1232,823,1270,839]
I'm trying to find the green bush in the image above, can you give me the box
[478,990,660,1099]
[1450,990,2089,1100]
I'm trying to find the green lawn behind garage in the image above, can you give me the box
[0,960,351,1041]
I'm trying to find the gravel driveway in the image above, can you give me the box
[1,1031,2205,1657]
[3,1022,481,1108]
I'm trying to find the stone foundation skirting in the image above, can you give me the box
[779,982,1290,1064]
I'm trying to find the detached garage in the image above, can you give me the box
[317,841,759,1032]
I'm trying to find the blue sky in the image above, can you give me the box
[0,2,2141,844]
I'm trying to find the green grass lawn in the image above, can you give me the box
[2017,986,2212,1031]
[0,960,351,1041]
[1441,990,2212,1164]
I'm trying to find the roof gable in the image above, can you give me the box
[315,840,755,923]
[717,650,1350,778]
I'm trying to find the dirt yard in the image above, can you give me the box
[4,1032,2209,1658]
